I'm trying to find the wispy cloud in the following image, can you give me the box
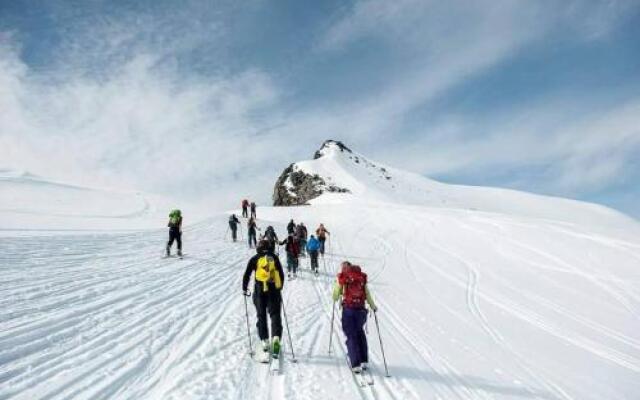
[0,33,280,206]
[385,98,640,196]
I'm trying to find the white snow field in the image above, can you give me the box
[2,143,640,399]
[0,168,177,233]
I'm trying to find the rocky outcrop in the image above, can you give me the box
[314,140,352,159]
[272,164,350,206]
[272,139,356,206]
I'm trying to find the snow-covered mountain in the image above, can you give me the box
[274,140,637,233]
[2,143,639,400]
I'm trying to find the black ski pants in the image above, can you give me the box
[242,207,248,218]
[167,228,182,250]
[319,237,326,255]
[229,223,238,241]
[253,286,283,340]
[309,250,319,271]
[248,230,257,248]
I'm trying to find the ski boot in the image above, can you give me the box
[177,249,183,257]
[165,245,170,257]
[256,339,270,363]
[271,336,281,359]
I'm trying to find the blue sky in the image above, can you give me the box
[1,0,639,217]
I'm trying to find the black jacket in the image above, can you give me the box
[242,250,285,292]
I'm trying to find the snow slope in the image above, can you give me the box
[0,169,179,232]
[1,145,640,399]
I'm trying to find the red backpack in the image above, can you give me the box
[338,266,367,308]
[286,238,300,256]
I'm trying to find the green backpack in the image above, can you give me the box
[169,209,182,226]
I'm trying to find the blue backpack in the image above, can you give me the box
[307,237,320,252]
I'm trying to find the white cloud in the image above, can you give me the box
[0,37,283,207]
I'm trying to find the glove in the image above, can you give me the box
[371,306,378,313]
[242,290,251,297]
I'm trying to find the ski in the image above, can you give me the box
[269,353,282,375]
[344,355,368,387]
[255,346,270,364]
[269,342,282,375]
[362,367,374,385]
[353,370,368,387]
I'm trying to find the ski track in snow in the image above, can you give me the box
[2,208,640,399]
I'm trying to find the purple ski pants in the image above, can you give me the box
[341,307,369,368]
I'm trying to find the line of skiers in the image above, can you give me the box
[164,208,383,375]
[242,239,379,374]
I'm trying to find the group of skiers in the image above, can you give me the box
[263,219,330,278]
[164,206,380,376]
[242,238,377,374]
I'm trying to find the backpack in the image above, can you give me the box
[169,209,181,226]
[307,238,320,251]
[255,255,282,292]
[338,266,367,308]
[286,238,300,256]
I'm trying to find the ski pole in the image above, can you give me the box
[328,301,336,354]
[243,294,254,357]
[373,311,390,377]
[224,225,229,241]
[281,294,297,362]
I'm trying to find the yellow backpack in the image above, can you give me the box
[255,255,282,292]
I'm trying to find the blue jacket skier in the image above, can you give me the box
[306,235,321,274]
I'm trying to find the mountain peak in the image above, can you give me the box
[313,140,352,159]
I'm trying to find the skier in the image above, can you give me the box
[228,214,240,242]
[242,239,285,360]
[280,233,300,279]
[262,226,279,253]
[316,223,330,256]
[247,217,259,248]
[166,209,183,257]
[296,222,308,257]
[250,201,257,219]
[332,261,377,373]
[286,219,296,235]
[306,234,320,275]
[242,199,249,218]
